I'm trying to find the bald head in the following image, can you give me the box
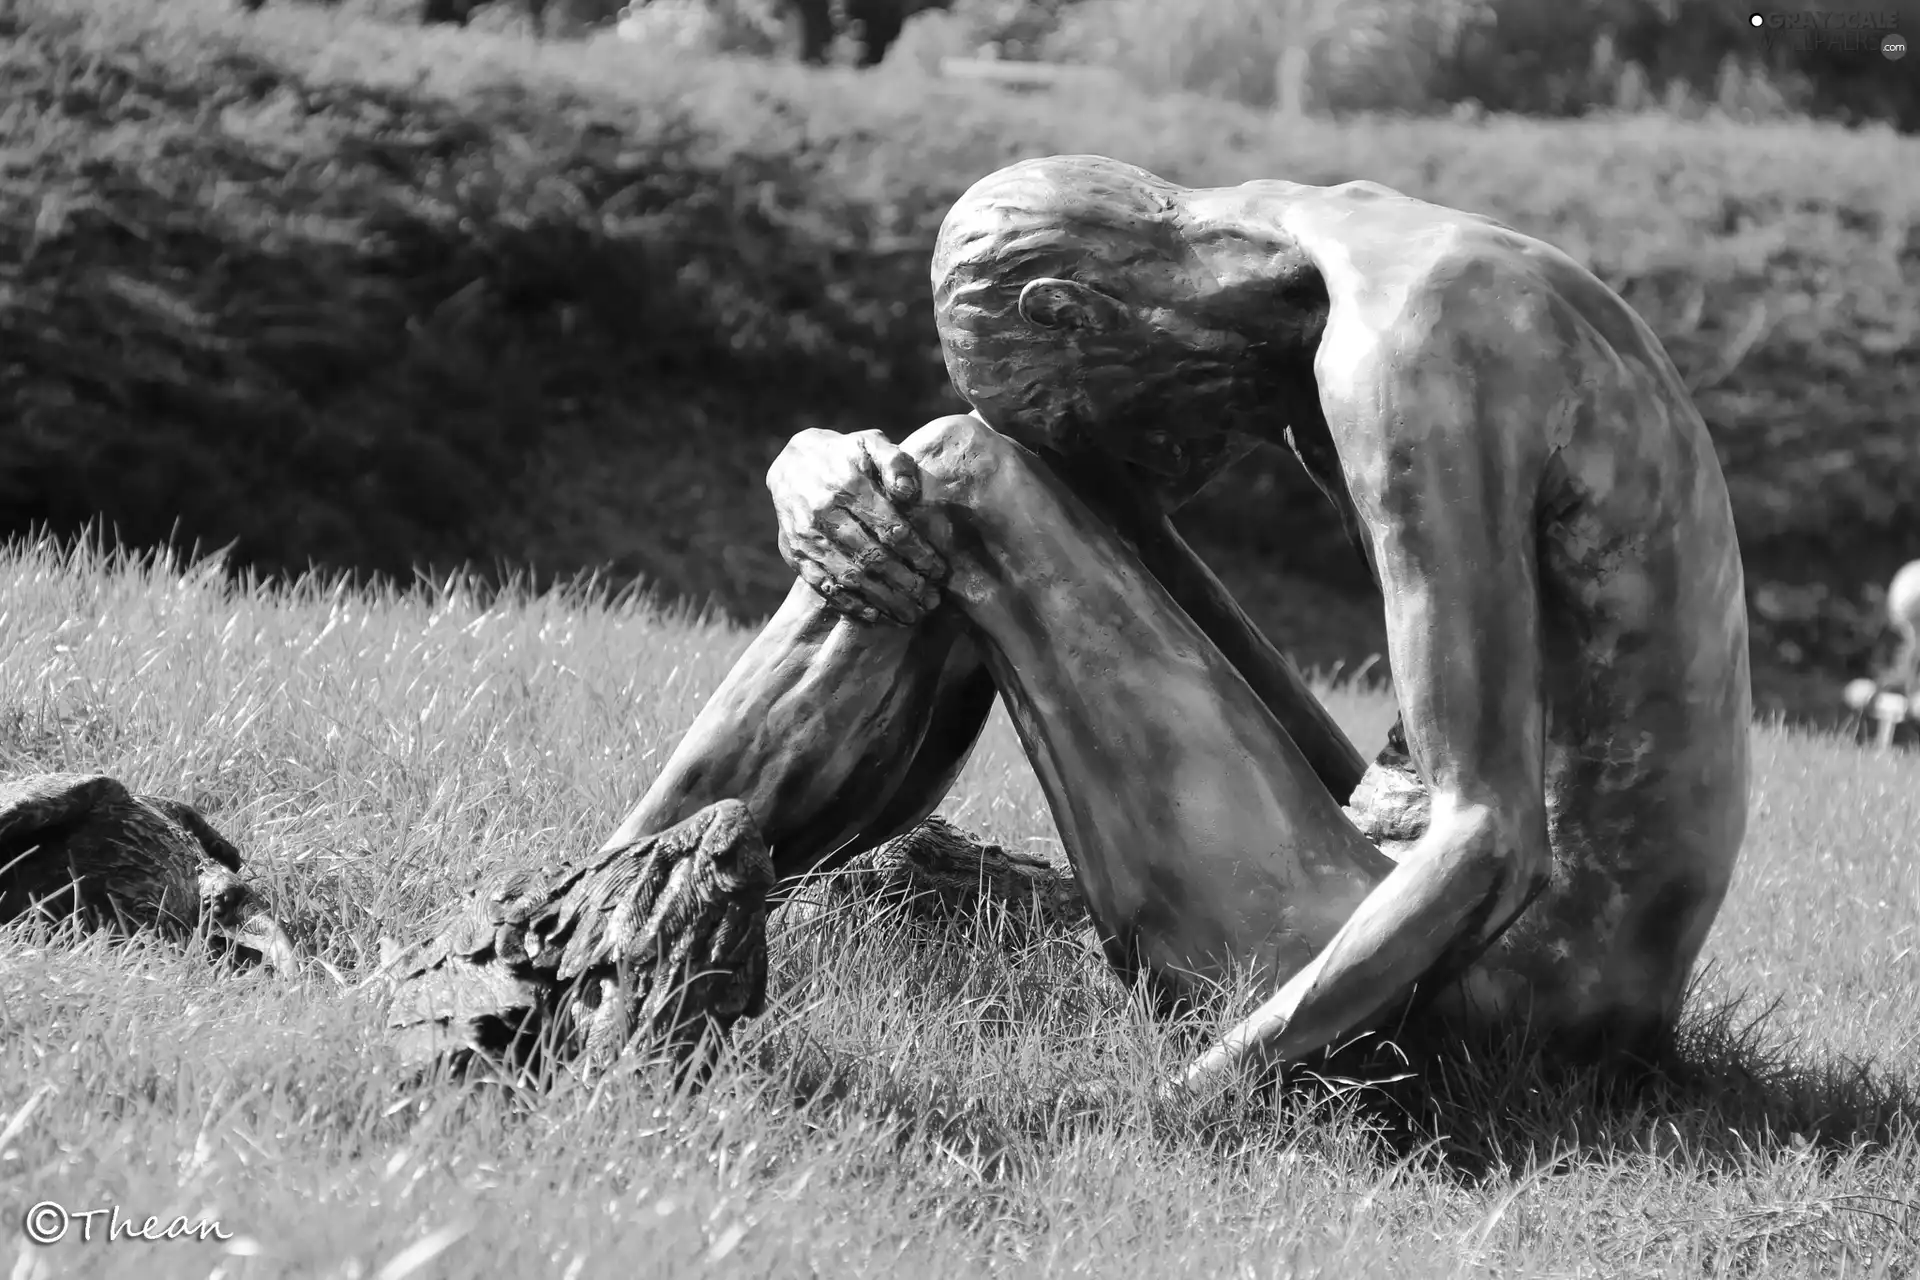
[925,155,1321,483]
[934,158,1186,421]
[931,157,1225,458]
[932,155,1184,317]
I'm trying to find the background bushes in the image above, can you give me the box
[4,0,1917,717]
[901,0,1918,127]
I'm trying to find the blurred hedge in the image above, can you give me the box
[4,0,1917,715]
[904,0,1920,129]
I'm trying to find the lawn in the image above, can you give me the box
[1,538,1917,1278]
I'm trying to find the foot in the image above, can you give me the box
[381,799,777,1085]
[826,815,1087,935]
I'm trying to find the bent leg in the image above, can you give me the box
[609,414,1392,1012]
[1036,450,1370,804]
[603,591,997,878]
[903,416,1394,1005]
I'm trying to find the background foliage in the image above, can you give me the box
[890,0,1918,126]
[3,0,1917,718]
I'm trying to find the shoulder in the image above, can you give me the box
[1308,237,1597,491]
[1314,227,1586,403]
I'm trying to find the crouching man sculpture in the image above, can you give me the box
[595,155,1753,1092]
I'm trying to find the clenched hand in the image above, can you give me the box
[768,428,949,625]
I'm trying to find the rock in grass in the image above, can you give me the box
[380,799,775,1086]
[828,815,1087,934]
[1343,718,1431,862]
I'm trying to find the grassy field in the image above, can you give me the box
[1,539,1917,1278]
[6,0,1919,720]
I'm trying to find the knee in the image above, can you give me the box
[902,412,1008,469]
[900,413,1024,506]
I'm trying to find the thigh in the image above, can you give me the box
[1435,661,1746,1044]
[903,417,1395,1005]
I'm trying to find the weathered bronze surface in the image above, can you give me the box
[605,154,1753,1093]
[0,772,298,969]
[824,814,1088,934]
[383,799,775,1082]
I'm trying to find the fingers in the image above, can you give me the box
[796,555,942,628]
[794,560,880,625]
[849,497,948,587]
[800,507,937,625]
[794,551,941,628]
[870,436,922,504]
[850,435,947,582]
[768,427,952,625]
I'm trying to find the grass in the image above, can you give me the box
[0,537,1917,1278]
[5,0,1919,720]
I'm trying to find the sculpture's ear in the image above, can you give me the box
[1017,278,1128,334]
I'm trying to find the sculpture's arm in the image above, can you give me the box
[1038,449,1370,803]
[1181,351,1553,1087]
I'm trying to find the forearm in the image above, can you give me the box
[1181,367,1558,1085]
[1184,799,1546,1084]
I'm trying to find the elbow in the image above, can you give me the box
[1428,795,1552,908]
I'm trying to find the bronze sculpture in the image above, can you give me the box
[823,814,1088,935]
[382,800,775,1082]
[0,773,300,970]
[590,154,1753,1094]
[379,801,1084,1082]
